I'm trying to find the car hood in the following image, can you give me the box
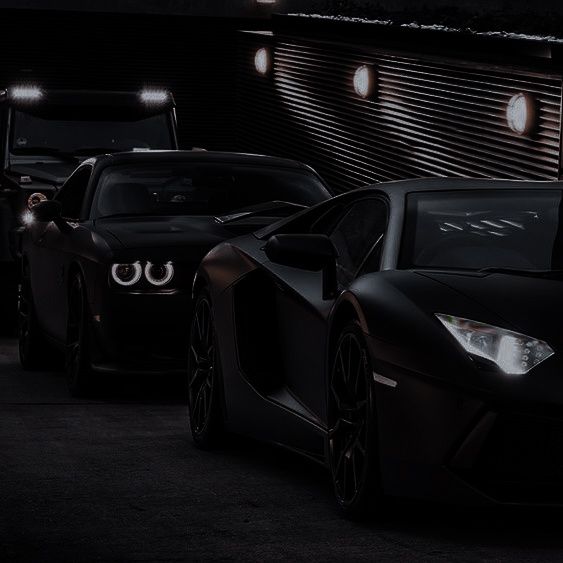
[419,271,563,342]
[8,162,77,186]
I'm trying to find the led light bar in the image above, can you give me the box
[139,89,169,104]
[9,85,43,101]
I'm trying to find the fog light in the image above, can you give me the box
[353,65,375,99]
[27,192,47,210]
[111,262,142,286]
[145,261,174,286]
[506,92,537,135]
[254,48,271,76]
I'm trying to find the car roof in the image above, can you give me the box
[83,150,320,174]
[362,177,563,197]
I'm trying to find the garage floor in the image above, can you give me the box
[2,339,563,562]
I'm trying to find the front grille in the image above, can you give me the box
[237,31,563,192]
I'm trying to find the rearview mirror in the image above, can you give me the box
[33,200,62,223]
[264,234,338,299]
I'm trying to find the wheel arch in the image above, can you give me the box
[327,292,369,359]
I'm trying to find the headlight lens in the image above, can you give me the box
[144,261,174,286]
[111,262,142,286]
[435,314,554,375]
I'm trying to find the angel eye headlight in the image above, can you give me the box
[145,261,174,286]
[436,314,554,375]
[111,262,142,286]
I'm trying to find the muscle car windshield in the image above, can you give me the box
[91,162,330,218]
[400,189,563,272]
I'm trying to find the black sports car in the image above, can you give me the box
[188,177,563,515]
[17,150,331,395]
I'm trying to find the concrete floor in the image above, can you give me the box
[3,339,563,562]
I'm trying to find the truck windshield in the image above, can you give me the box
[9,110,173,159]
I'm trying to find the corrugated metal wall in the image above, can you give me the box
[237,31,563,192]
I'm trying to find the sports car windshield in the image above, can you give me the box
[92,162,330,218]
[400,190,563,271]
[10,110,173,159]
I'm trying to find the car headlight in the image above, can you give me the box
[144,261,174,286]
[111,262,142,286]
[435,314,554,375]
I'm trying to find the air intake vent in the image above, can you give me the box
[237,32,562,192]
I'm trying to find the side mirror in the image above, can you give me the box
[33,200,62,223]
[264,234,338,299]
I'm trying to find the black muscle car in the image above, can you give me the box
[18,150,331,395]
[188,178,563,516]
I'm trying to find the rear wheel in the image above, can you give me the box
[187,290,223,448]
[328,322,381,518]
[66,274,93,397]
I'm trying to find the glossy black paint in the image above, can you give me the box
[19,150,330,375]
[195,177,563,506]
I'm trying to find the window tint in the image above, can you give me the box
[329,198,388,286]
[55,167,91,219]
[91,162,330,218]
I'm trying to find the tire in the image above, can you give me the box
[18,275,51,370]
[187,289,224,448]
[66,274,93,397]
[328,321,381,518]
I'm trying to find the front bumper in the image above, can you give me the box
[90,289,190,374]
[370,341,563,507]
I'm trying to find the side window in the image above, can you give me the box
[328,198,388,287]
[55,167,91,220]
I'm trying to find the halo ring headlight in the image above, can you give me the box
[145,261,174,287]
[111,262,142,286]
[27,192,47,210]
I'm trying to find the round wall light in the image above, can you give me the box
[353,65,375,99]
[254,47,271,76]
[506,92,537,136]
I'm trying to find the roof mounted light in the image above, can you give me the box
[139,89,169,104]
[9,85,43,101]
[506,92,537,136]
[353,65,376,99]
[254,47,272,76]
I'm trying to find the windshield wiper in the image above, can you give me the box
[11,147,79,164]
[73,147,120,156]
[96,212,153,220]
[478,267,563,278]
[215,201,306,224]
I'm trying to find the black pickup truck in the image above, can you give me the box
[0,86,178,329]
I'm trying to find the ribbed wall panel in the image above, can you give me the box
[236,33,563,192]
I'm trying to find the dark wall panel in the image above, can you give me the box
[237,31,562,192]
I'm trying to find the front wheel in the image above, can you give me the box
[328,322,381,518]
[187,290,223,449]
[66,274,93,397]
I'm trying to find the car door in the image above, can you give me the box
[31,167,92,341]
[263,196,389,427]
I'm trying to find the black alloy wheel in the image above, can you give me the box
[187,290,223,448]
[66,274,92,397]
[328,322,380,518]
